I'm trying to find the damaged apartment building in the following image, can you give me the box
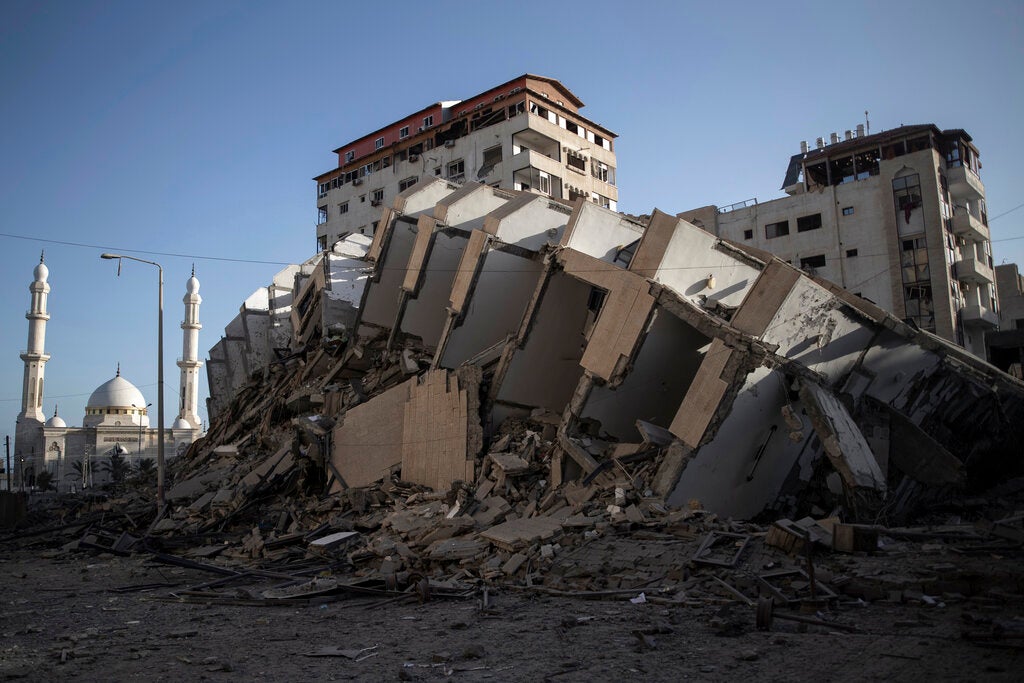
[679,124,998,359]
[205,176,1024,523]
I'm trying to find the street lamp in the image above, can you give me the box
[101,253,165,510]
[132,403,152,457]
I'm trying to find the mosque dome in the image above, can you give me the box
[87,373,147,410]
[172,417,193,430]
[33,260,49,283]
[45,411,66,428]
[186,274,200,294]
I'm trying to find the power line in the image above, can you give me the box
[0,231,294,266]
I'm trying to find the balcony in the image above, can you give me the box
[947,165,984,200]
[961,303,998,329]
[951,208,989,243]
[954,255,994,285]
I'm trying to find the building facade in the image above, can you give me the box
[12,259,205,489]
[313,74,618,251]
[679,124,996,358]
[987,263,1024,376]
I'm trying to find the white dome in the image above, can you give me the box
[45,413,67,428]
[34,261,49,283]
[87,374,147,409]
[172,417,193,430]
[186,275,200,294]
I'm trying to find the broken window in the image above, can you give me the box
[371,189,384,205]
[592,192,610,209]
[344,150,355,163]
[892,173,922,224]
[853,148,880,179]
[381,156,391,169]
[399,176,418,192]
[507,100,526,118]
[829,155,856,185]
[317,206,328,225]
[478,145,502,178]
[805,161,828,190]
[591,160,614,185]
[765,220,789,239]
[423,115,434,128]
[318,182,330,198]
[901,236,930,284]
[799,254,826,270]
[796,213,822,233]
[316,235,327,252]
[586,287,607,314]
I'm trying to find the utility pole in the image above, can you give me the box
[5,435,10,492]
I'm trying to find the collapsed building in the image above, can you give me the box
[202,178,1024,525]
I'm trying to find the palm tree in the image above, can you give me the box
[100,450,130,486]
[133,458,155,483]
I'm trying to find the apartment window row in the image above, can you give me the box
[528,101,613,151]
[398,176,418,192]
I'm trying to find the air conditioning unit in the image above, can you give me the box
[418,126,425,133]
[409,154,419,162]
[510,87,522,94]
[371,200,381,207]
[444,140,455,148]
[352,178,363,186]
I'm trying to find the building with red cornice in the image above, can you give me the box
[313,75,618,251]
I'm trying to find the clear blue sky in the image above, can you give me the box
[2,0,1023,437]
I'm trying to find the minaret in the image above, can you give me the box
[15,252,51,479]
[176,266,203,430]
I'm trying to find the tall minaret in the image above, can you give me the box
[15,252,51,478]
[175,266,203,430]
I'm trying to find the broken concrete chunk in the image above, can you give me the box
[480,517,564,551]
[309,531,360,550]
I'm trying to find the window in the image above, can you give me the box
[447,159,465,180]
[800,254,826,269]
[316,235,327,252]
[797,213,822,233]
[344,150,355,163]
[591,160,615,185]
[423,115,434,128]
[371,189,384,205]
[317,206,328,225]
[399,176,418,192]
[765,220,789,239]
[338,201,348,215]
[434,166,441,176]
[566,150,587,173]
[318,182,330,198]
[893,173,922,224]
[399,126,409,139]
[359,194,366,203]
[374,137,384,150]
[743,229,753,240]
[592,192,611,209]
[842,206,854,216]
[846,248,858,257]
[482,145,503,166]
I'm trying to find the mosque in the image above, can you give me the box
[13,254,205,489]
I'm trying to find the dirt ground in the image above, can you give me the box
[2,545,1021,682]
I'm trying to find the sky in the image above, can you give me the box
[1,0,1022,441]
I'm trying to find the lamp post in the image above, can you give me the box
[132,402,152,458]
[101,253,165,510]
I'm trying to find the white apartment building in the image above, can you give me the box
[314,75,618,251]
[679,124,996,358]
